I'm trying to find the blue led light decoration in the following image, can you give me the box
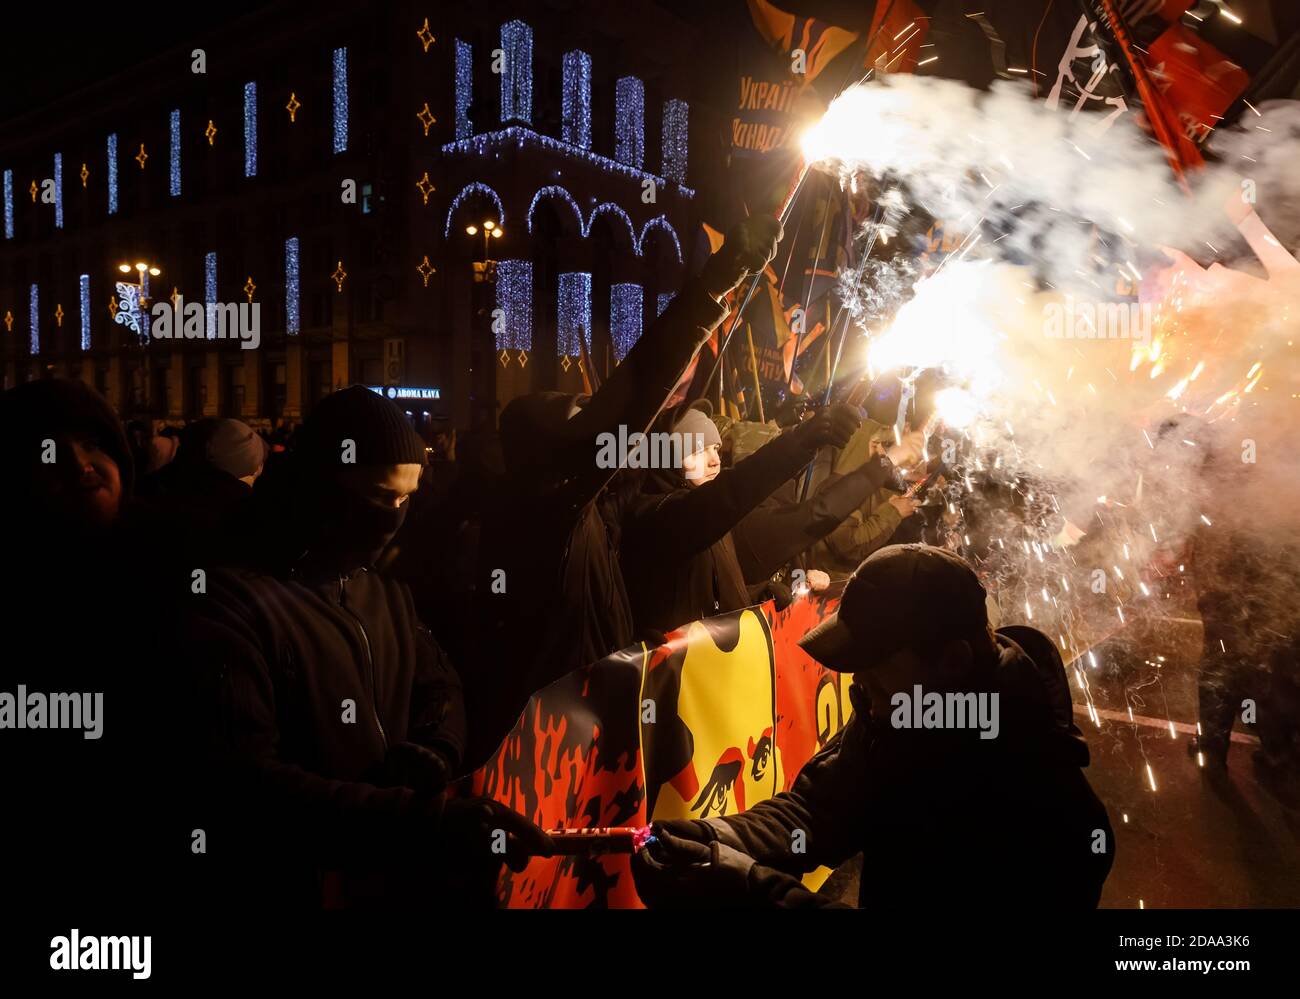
[500,20,533,124]
[3,170,12,238]
[53,153,63,228]
[107,134,119,214]
[662,99,688,185]
[441,127,694,199]
[332,48,348,153]
[205,251,218,340]
[614,77,645,169]
[657,291,676,317]
[561,50,591,150]
[244,82,257,177]
[455,40,472,140]
[285,237,300,334]
[443,182,505,238]
[494,260,532,352]
[29,284,38,354]
[169,110,181,196]
[79,274,91,350]
[140,268,151,340]
[557,272,592,357]
[610,283,642,363]
[527,186,584,235]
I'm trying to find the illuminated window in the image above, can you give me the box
[53,153,63,228]
[614,77,645,169]
[500,21,533,124]
[611,282,642,362]
[494,259,532,351]
[244,82,257,177]
[107,134,119,214]
[285,237,300,334]
[29,283,39,354]
[332,48,348,153]
[561,51,591,149]
[79,274,91,350]
[455,40,473,140]
[557,272,591,356]
[205,251,218,339]
[662,99,688,185]
[169,110,181,196]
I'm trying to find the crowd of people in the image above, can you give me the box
[3,215,1122,913]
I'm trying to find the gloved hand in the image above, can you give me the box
[790,403,863,451]
[701,216,784,300]
[653,818,722,844]
[435,796,555,874]
[631,828,757,908]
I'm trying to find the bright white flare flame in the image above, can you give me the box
[934,387,979,428]
[867,262,1005,403]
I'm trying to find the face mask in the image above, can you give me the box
[309,479,409,572]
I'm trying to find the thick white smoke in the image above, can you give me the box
[804,74,1300,657]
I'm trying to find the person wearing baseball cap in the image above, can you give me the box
[633,543,1114,910]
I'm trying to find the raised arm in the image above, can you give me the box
[626,404,864,561]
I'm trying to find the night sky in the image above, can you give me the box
[0,3,274,123]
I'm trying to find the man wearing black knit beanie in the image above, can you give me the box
[174,385,552,911]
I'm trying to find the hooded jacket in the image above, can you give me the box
[674,630,1113,909]
[177,461,467,909]
[468,280,729,768]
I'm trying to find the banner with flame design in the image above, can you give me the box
[471,593,851,908]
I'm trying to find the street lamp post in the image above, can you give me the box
[465,219,503,283]
[115,261,161,414]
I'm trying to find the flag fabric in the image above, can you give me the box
[470,593,849,908]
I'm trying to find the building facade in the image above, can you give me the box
[0,0,698,433]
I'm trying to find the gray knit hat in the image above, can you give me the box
[672,408,722,457]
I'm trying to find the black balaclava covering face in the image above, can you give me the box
[303,468,410,573]
[270,385,428,575]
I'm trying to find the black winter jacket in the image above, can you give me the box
[180,551,466,908]
[622,432,891,634]
[686,631,1114,909]
[732,459,897,586]
[468,281,729,766]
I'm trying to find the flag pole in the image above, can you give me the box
[1092,0,1200,190]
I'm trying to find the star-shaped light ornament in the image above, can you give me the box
[416,17,435,52]
[416,171,436,204]
[417,103,437,137]
[417,255,436,287]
